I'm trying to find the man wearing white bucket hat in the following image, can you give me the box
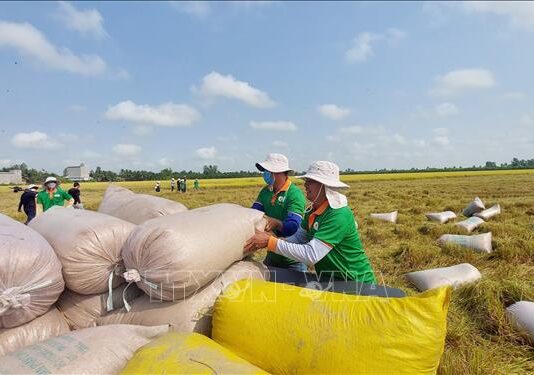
[245,161,376,283]
[36,176,74,214]
[251,153,307,271]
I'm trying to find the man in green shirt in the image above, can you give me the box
[245,160,376,284]
[251,153,307,272]
[36,176,74,213]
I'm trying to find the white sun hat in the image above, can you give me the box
[27,184,38,190]
[296,161,349,188]
[256,153,292,173]
[297,161,350,209]
[44,176,58,184]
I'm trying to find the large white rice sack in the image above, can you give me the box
[99,261,267,336]
[29,207,135,295]
[0,214,64,328]
[456,217,485,233]
[122,204,266,301]
[438,232,493,253]
[0,307,69,356]
[370,211,398,223]
[0,324,168,374]
[56,284,142,330]
[474,204,501,221]
[98,185,187,225]
[506,301,534,343]
[425,211,457,224]
[463,197,485,217]
[405,263,481,291]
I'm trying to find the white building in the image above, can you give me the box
[65,163,91,181]
[0,169,23,184]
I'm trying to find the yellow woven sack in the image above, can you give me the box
[121,332,268,374]
[212,280,451,374]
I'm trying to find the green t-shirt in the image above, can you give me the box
[37,187,73,212]
[303,205,376,283]
[255,180,306,267]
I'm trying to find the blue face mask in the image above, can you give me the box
[263,171,274,186]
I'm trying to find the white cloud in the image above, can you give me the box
[133,125,154,136]
[430,68,496,96]
[0,21,106,76]
[0,159,13,167]
[81,150,101,159]
[317,104,350,120]
[392,133,406,144]
[58,133,80,142]
[272,140,288,147]
[346,28,406,63]
[56,1,108,38]
[432,128,450,146]
[461,2,534,31]
[112,144,142,157]
[502,91,526,100]
[11,131,63,150]
[346,32,376,62]
[158,157,173,166]
[116,68,131,80]
[170,1,211,17]
[250,121,297,131]
[435,102,459,117]
[195,146,217,159]
[520,114,533,125]
[105,100,200,127]
[194,71,275,108]
[340,125,364,134]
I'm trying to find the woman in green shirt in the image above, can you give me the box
[245,161,375,284]
[36,176,74,214]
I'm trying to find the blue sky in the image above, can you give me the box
[1,1,533,173]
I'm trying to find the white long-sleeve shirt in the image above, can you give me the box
[269,227,332,266]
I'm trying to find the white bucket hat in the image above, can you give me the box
[297,161,349,209]
[27,184,38,190]
[256,153,292,173]
[44,176,58,184]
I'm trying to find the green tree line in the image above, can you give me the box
[2,157,534,183]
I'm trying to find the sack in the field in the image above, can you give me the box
[438,232,493,253]
[29,207,135,295]
[463,197,485,217]
[56,284,143,330]
[370,210,398,223]
[0,324,169,375]
[99,261,267,336]
[506,301,534,344]
[0,214,64,328]
[121,332,267,374]
[405,263,481,291]
[122,204,266,301]
[98,185,187,225]
[0,308,69,356]
[456,217,485,233]
[212,279,450,375]
[425,211,457,224]
[474,204,501,221]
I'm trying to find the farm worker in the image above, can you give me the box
[155,181,161,193]
[171,178,175,192]
[182,176,187,193]
[251,153,307,272]
[18,184,39,224]
[194,178,199,190]
[245,161,376,283]
[36,176,74,214]
[68,182,83,209]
